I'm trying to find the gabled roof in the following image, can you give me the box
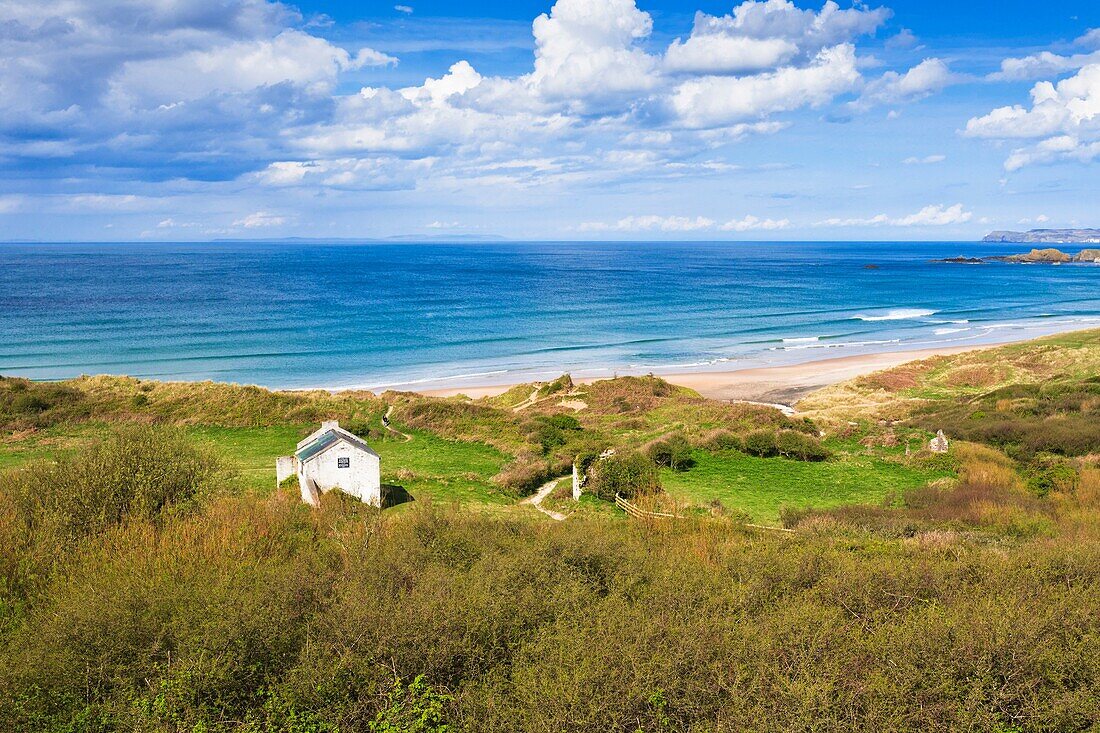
[295,428,379,464]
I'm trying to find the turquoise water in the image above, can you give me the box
[1,241,1097,390]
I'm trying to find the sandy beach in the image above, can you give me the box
[417,342,1008,405]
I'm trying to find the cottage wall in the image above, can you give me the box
[298,440,381,507]
[275,456,297,486]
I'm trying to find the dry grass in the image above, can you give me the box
[853,360,940,391]
[942,364,1010,388]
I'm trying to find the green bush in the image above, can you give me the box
[774,430,831,461]
[543,413,580,431]
[5,426,221,543]
[743,429,779,457]
[585,451,660,500]
[645,433,694,471]
[1,498,1099,732]
[701,429,743,452]
[536,374,573,398]
[741,429,829,461]
[526,414,582,456]
[1024,455,1079,497]
[369,675,452,733]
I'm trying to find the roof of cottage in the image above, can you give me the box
[295,427,379,463]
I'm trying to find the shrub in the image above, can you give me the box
[645,433,694,471]
[369,675,453,733]
[5,426,221,542]
[700,429,742,452]
[543,413,581,431]
[774,430,831,461]
[1024,455,1079,497]
[1,500,1099,731]
[526,414,582,455]
[743,429,779,457]
[585,452,660,500]
[0,378,89,428]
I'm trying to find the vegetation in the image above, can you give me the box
[659,446,948,523]
[2,331,1100,729]
[1,467,1098,731]
[585,451,661,500]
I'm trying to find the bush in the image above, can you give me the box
[743,429,779,457]
[645,433,694,471]
[526,414,583,455]
[774,430,831,461]
[1,499,1099,731]
[543,413,580,431]
[369,675,453,733]
[0,378,89,428]
[585,452,660,500]
[1024,455,1079,497]
[5,426,221,542]
[700,429,743,452]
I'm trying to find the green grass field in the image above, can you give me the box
[376,428,512,507]
[660,448,950,523]
[187,423,512,506]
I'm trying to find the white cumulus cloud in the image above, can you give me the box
[0,0,967,237]
[670,44,861,128]
[857,58,956,107]
[966,63,1100,170]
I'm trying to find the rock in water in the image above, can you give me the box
[1004,248,1071,263]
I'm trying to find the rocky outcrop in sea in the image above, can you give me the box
[935,248,1100,264]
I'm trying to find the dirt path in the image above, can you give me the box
[511,388,540,412]
[383,405,413,442]
[520,476,570,521]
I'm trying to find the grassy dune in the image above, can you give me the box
[2,329,1099,519]
[799,328,1100,421]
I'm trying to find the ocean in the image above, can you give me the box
[2,241,1098,390]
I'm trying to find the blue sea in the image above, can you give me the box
[2,241,1098,390]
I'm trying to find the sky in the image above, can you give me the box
[2,0,1099,241]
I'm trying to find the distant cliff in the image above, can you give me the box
[983,229,1100,244]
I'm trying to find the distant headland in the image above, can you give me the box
[983,228,1100,244]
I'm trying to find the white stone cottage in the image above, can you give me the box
[276,421,381,507]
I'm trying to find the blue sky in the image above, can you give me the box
[2,0,1098,241]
